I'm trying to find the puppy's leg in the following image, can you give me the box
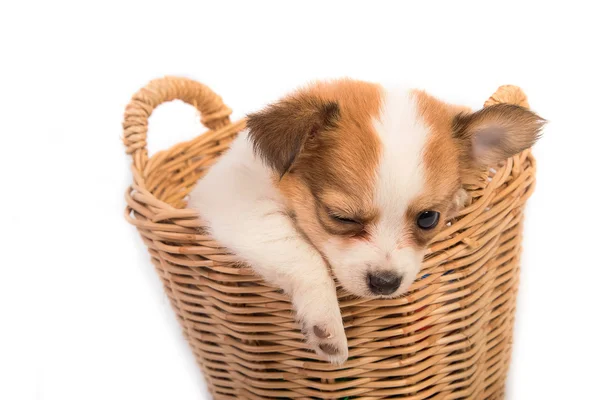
[265,236,348,365]
[212,208,347,364]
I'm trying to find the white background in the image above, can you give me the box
[2,1,599,399]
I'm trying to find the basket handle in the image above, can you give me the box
[122,76,232,173]
[484,84,529,109]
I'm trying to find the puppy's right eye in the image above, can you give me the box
[330,214,360,225]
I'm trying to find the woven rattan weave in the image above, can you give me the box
[123,77,535,399]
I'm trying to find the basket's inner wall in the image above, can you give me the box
[145,130,237,209]
[132,126,535,399]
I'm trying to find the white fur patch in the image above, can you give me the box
[189,132,348,363]
[372,87,428,247]
[371,87,430,287]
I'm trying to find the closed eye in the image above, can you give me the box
[329,214,360,225]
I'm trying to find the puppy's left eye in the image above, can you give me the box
[416,211,440,230]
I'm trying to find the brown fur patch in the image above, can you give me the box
[408,92,544,246]
[408,90,466,245]
[273,79,384,247]
[291,79,383,199]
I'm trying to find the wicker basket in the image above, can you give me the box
[123,77,536,400]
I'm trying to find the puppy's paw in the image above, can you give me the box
[302,318,348,365]
[292,280,348,365]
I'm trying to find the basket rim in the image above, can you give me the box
[123,78,537,258]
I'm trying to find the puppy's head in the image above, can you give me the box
[247,80,545,298]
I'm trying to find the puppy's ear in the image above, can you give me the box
[247,95,339,177]
[452,104,545,170]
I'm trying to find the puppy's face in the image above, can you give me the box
[247,79,544,298]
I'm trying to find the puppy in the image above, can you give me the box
[188,79,544,364]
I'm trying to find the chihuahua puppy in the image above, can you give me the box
[188,79,544,364]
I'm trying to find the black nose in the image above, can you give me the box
[367,271,402,295]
